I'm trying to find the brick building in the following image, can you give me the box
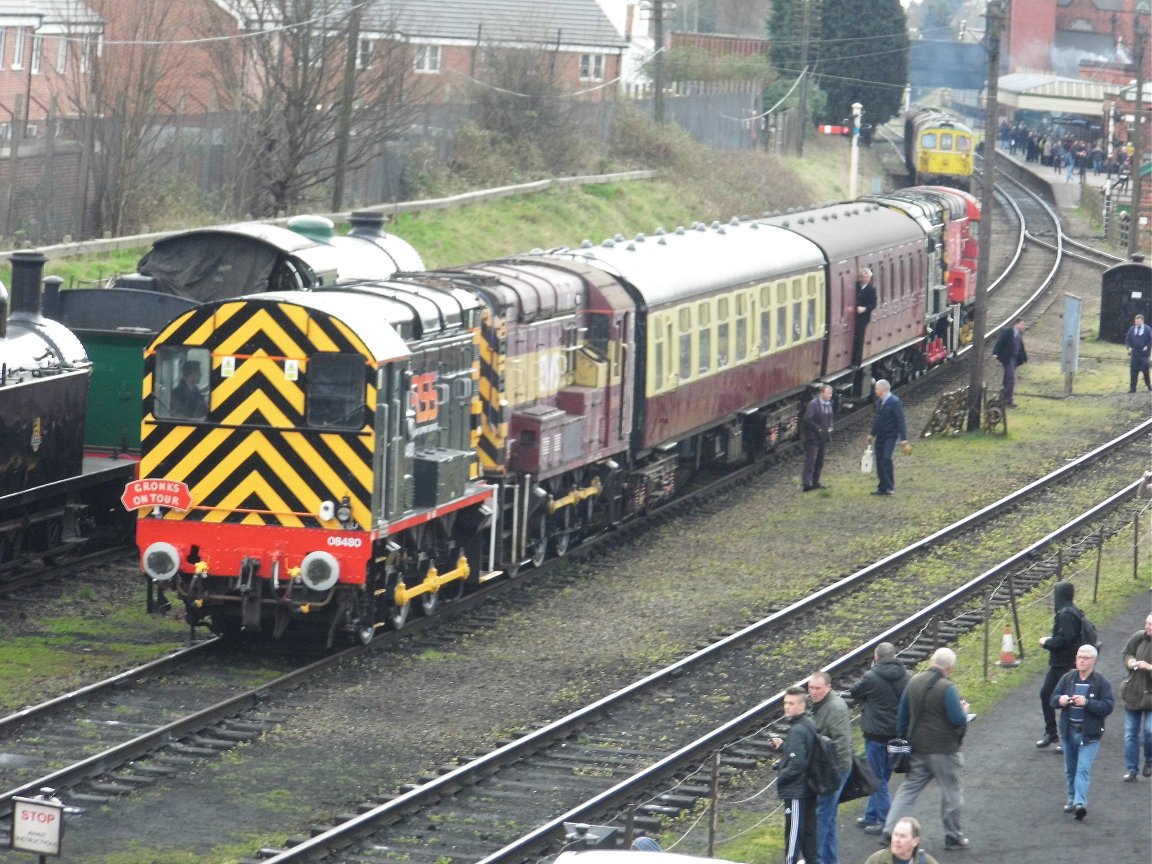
[1006,0,1151,79]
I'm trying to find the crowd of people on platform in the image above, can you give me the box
[997,120,1134,190]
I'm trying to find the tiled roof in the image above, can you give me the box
[364,0,626,48]
[223,0,626,50]
[0,0,101,29]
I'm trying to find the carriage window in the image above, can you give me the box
[154,346,211,421]
[735,294,748,362]
[776,286,787,347]
[308,353,365,429]
[922,133,937,149]
[653,317,665,392]
[679,307,692,380]
[717,297,730,367]
[759,285,772,354]
[697,302,711,374]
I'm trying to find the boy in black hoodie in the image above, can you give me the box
[1037,581,1082,749]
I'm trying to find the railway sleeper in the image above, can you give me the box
[105,772,156,787]
[168,741,225,757]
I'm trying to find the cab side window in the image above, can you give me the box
[308,353,365,429]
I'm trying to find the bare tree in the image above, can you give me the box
[203,0,429,217]
[60,0,190,237]
[469,43,592,178]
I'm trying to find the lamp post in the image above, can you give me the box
[850,102,862,198]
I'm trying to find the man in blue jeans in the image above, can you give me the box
[809,670,853,864]
[1051,645,1114,820]
[849,643,910,834]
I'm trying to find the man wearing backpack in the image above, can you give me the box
[771,686,820,864]
[809,670,853,864]
[1037,581,1083,750]
[850,642,911,834]
[881,647,970,851]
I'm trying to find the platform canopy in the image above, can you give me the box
[997,73,1106,116]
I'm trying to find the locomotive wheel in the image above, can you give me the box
[553,507,573,557]
[528,512,548,568]
[353,591,377,645]
[420,587,440,616]
[385,569,410,630]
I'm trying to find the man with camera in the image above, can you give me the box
[1051,644,1114,820]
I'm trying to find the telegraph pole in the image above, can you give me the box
[968,0,1004,431]
[1128,12,1147,256]
[653,0,666,124]
[795,0,811,157]
[331,2,362,212]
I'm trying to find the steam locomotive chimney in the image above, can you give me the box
[8,250,46,320]
[348,210,386,238]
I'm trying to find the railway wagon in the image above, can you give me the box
[47,212,424,456]
[903,108,975,191]
[135,188,979,643]
[0,252,135,574]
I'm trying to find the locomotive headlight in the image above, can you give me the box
[143,542,181,582]
[336,496,352,524]
[318,500,335,521]
[299,551,340,592]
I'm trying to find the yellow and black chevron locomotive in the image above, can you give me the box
[137,281,494,644]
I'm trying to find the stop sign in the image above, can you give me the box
[121,479,192,512]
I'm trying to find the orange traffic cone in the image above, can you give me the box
[998,626,1021,668]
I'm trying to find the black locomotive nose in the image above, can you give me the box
[8,249,47,320]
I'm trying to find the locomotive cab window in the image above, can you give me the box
[921,133,937,149]
[308,353,365,429]
[155,346,211,421]
[940,133,953,150]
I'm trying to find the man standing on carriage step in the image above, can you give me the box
[853,267,877,368]
[992,319,1027,408]
[1125,314,1152,392]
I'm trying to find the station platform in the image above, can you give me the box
[993,144,1124,212]
[838,589,1152,863]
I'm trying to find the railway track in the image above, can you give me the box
[1,411,1145,860]
[247,420,1151,864]
[0,161,1138,863]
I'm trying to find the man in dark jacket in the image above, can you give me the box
[882,647,970,851]
[1120,613,1152,781]
[852,267,878,367]
[1051,644,1114,819]
[850,643,910,834]
[1037,581,1083,750]
[801,384,835,491]
[992,319,1027,408]
[810,671,853,864]
[867,379,909,496]
[771,686,819,864]
[1124,313,1152,392]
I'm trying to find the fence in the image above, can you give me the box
[0,87,765,248]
